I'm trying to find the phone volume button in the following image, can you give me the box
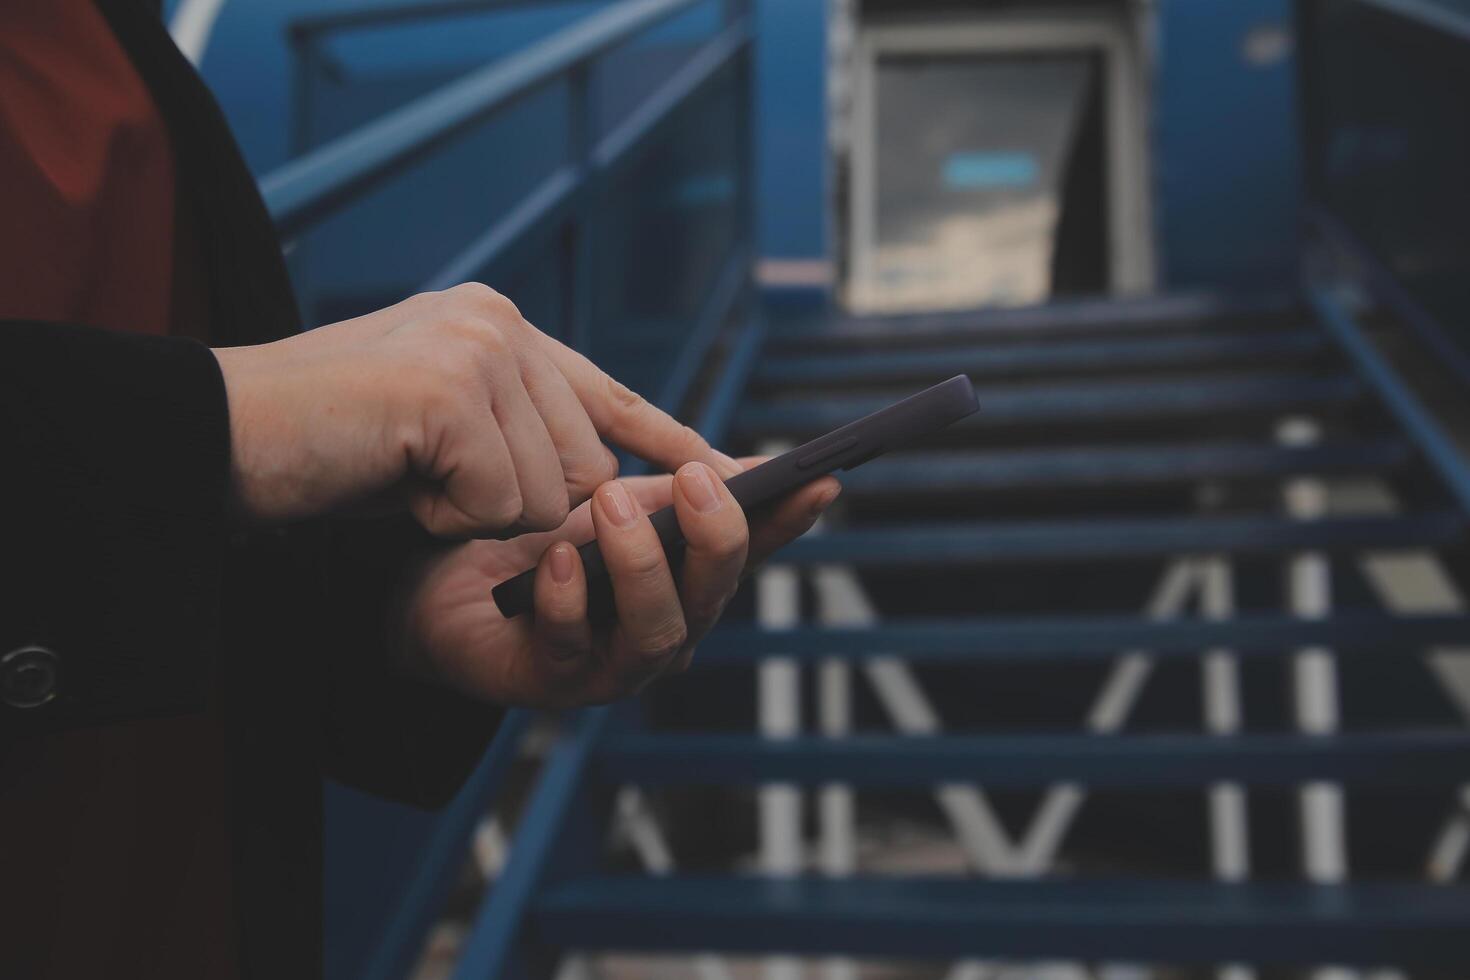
[795,435,860,470]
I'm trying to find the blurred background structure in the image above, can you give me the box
[170,0,1470,976]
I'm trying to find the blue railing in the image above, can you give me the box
[266,0,753,352]
[257,1,756,975]
[1296,0,1470,381]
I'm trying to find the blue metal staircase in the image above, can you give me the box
[255,0,1470,975]
[438,290,1470,977]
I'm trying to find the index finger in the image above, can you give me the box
[535,334,742,478]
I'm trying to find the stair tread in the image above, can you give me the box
[837,440,1410,494]
[770,294,1304,349]
[735,373,1362,437]
[695,611,1470,663]
[532,875,1470,964]
[593,730,1470,787]
[757,330,1326,386]
[775,511,1466,566]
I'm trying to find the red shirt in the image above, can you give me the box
[0,2,236,976]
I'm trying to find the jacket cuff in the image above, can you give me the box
[1,321,230,734]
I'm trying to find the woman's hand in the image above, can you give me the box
[395,460,840,707]
[213,282,737,538]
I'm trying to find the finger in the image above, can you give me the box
[532,542,593,671]
[747,477,841,569]
[409,408,523,538]
[624,473,675,513]
[516,345,618,505]
[670,462,748,664]
[535,334,742,478]
[492,371,570,532]
[490,472,674,568]
[592,480,686,692]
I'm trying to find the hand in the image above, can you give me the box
[395,460,840,707]
[212,283,738,537]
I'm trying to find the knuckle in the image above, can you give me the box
[638,619,688,660]
[522,491,571,531]
[707,521,748,560]
[429,316,507,364]
[619,543,668,582]
[446,281,497,307]
[565,450,618,500]
[489,490,525,529]
[675,424,710,458]
[598,447,620,482]
[689,590,735,626]
[604,374,646,414]
[453,281,522,322]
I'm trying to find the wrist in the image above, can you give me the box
[213,344,289,523]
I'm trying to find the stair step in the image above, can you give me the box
[774,512,1466,567]
[756,330,1327,387]
[694,612,1470,664]
[838,440,1410,496]
[531,876,1470,965]
[770,293,1303,350]
[594,731,1470,788]
[733,374,1362,440]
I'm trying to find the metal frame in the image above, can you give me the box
[844,6,1156,312]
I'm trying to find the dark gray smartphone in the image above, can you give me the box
[491,374,979,619]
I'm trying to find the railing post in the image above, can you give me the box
[563,64,597,352]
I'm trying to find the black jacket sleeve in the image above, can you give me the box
[317,516,504,809]
[0,320,231,735]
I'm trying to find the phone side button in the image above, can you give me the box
[796,435,860,470]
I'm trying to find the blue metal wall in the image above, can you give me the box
[754,0,827,259]
[1154,0,1302,291]
[747,0,1305,290]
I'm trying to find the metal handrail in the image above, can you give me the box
[418,15,752,292]
[261,0,711,236]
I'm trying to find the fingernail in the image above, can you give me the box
[549,543,575,584]
[812,483,842,517]
[599,480,638,527]
[712,451,743,479]
[679,463,722,514]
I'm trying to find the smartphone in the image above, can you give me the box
[491,374,979,619]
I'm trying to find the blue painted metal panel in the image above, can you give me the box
[1155,0,1302,291]
[531,876,1470,965]
[753,0,826,258]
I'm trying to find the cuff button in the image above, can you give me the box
[2,646,59,709]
